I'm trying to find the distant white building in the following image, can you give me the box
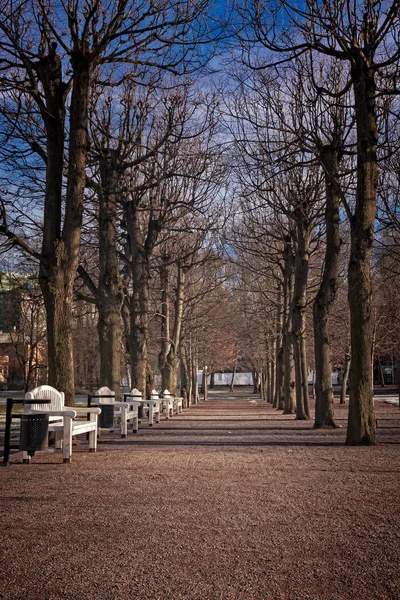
[198,371,253,386]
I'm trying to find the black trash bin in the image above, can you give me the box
[3,398,52,465]
[20,414,49,456]
[98,404,114,429]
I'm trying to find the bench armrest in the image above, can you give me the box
[75,407,101,415]
[111,402,130,409]
[30,409,77,418]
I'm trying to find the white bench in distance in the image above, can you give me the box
[174,395,183,415]
[24,385,100,463]
[162,389,174,419]
[123,389,161,426]
[90,386,138,437]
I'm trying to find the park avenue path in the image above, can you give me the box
[1,391,400,600]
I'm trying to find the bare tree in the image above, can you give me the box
[0,0,213,403]
[119,88,224,396]
[239,0,400,442]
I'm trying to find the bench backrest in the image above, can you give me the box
[92,386,116,404]
[126,388,142,401]
[25,385,65,412]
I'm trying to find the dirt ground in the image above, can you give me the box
[1,394,400,600]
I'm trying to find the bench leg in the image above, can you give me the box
[121,406,128,438]
[63,416,73,463]
[88,414,98,452]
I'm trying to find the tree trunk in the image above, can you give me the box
[180,343,190,408]
[126,206,160,396]
[282,235,295,414]
[377,356,385,387]
[346,59,377,445]
[270,352,275,404]
[192,353,199,405]
[210,372,215,389]
[340,351,351,404]
[158,258,171,389]
[292,221,311,420]
[97,149,124,398]
[274,284,284,408]
[229,361,237,392]
[203,368,208,401]
[261,371,267,400]
[313,145,342,428]
[129,262,149,396]
[283,340,295,414]
[200,368,206,394]
[35,47,69,401]
[252,370,259,394]
[159,262,185,394]
[38,55,91,405]
[266,359,271,402]
[146,363,154,400]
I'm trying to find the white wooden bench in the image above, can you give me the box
[90,386,138,437]
[161,389,183,417]
[174,395,183,415]
[161,389,174,419]
[24,385,101,463]
[123,388,161,426]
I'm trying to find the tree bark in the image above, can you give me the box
[180,341,190,408]
[126,204,160,396]
[229,360,237,392]
[37,48,91,405]
[158,258,171,389]
[203,368,208,401]
[346,57,377,445]
[274,284,284,409]
[192,352,199,405]
[36,48,65,396]
[261,370,267,400]
[159,262,185,394]
[282,235,296,414]
[340,350,351,404]
[377,356,385,387]
[292,220,311,420]
[252,370,259,394]
[210,372,215,389]
[97,149,124,398]
[269,351,275,404]
[313,145,342,428]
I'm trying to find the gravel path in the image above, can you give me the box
[1,395,400,600]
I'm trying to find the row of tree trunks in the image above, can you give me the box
[179,327,200,407]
